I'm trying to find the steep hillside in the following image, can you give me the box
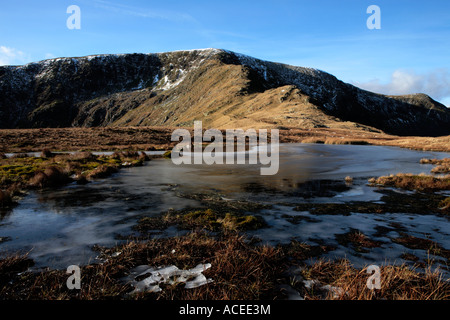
[0,49,449,136]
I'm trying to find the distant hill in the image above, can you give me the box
[0,48,449,136]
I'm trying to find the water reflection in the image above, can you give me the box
[0,144,448,270]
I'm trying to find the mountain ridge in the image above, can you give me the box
[0,48,449,136]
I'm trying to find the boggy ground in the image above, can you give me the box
[0,134,450,300]
[0,150,154,214]
[1,174,450,300]
[1,230,449,300]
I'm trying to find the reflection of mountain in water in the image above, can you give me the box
[0,144,449,270]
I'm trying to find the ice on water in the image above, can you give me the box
[124,263,213,293]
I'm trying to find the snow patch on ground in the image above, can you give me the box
[160,69,187,90]
[123,263,213,294]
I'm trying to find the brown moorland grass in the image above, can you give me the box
[299,259,450,300]
[28,166,71,188]
[0,150,154,206]
[368,173,450,192]
[0,127,177,153]
[335,229,383,253]
[282,128,450,152]
[392,233,450,260]
[0,232,285,300]
[420,158,450,174]
[1,232,449,300]
[137,208,267,233]
[432,165,450,174]
[1,127,449,154]
[377,136,450,153]
[420,158,450,165]
[85,165,119,180]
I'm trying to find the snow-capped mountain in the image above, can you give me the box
[0,48,449,136]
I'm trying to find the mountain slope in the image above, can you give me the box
[0,48,449,136]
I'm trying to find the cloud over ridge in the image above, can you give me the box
[354,69,450,107]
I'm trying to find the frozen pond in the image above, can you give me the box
[0,143,449,272]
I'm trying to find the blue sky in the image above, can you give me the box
[1,0,450,106]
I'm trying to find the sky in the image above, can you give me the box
[1,0,449,106]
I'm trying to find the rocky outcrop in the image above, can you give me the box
[0,49,449,136]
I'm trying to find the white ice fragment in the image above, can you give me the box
[303,279,320,289]
[320,285,344,299]
[184,274,208,289]
[302,279,344,299]
[125,263,213,294]
[189,263,211,274]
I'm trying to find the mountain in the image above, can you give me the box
[0,48,449,136]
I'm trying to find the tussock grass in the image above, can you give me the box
[369,173,450,192]
[2,232,449,300]
[420,158,450,174]
[0,232,450,300]
[420,158,450,165]
[29,166,71,188]
[0,150,152,189]
[335,229,383,253]
[392,233,450,259]
[85,165,118,180]
[344,176,353,184]
[432,165,450,174]
[136,208,266,234]
[0,232,285,300]
[300,259,450,300]
[0,150,153,207]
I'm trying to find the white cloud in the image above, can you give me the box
[0,46,30,66]
[353,69,450,107]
